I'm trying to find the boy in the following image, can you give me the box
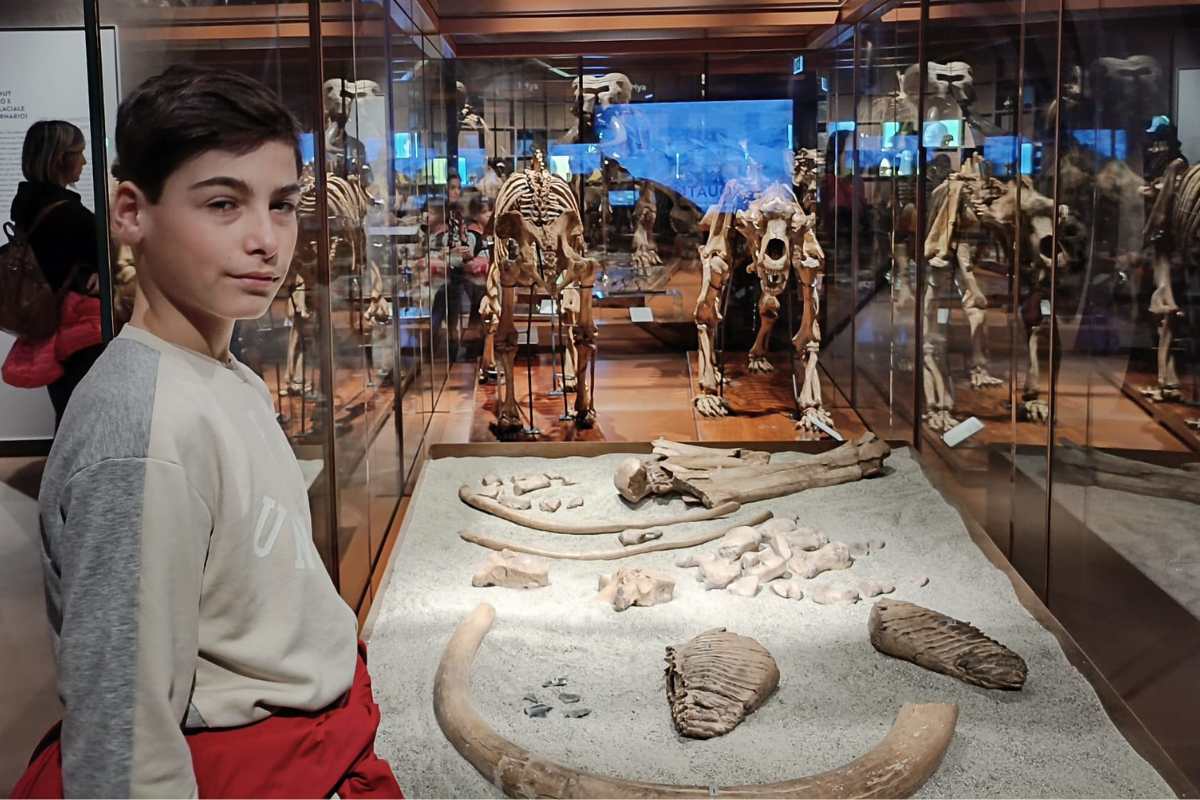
[12,66,403,798]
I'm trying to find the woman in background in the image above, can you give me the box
[6,120,105,427]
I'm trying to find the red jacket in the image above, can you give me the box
[2,292,103,388]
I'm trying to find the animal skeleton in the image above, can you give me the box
[1140,158,1200,402]
[693,181,831,433]
[478,153,600,433]
[435,603,959,798]
[630,182,662,273]
[920,157,1066,429]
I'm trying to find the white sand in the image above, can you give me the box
[367,447,1174,798]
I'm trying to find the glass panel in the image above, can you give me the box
[1049,0,1200,785]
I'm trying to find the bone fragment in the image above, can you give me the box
[718,526,762,559]
[651,439,771,463]
[858,579,896,598]
[499,495,531,511]
[482,474,502,486]
[596,567,675,611]
[758,517,797,535]
[788,527,829,552]
[728,575,762,597]
[810,584,861,606]
[764,531,793,561]
[434,603,959,798]
[618,529,662,546]
[512,474,552,495]
[477,484,502,500]
[471,550,550,589]
[676,551,720,569]
[771,579,806,600]
[697,557,741,590]
[461,510,773,561]
[539,498,562,513]
[869,600,1027,690]
[788,542,853,579]
[739,551,763,571]
[747,553,789,583]
[561,707,591,719]
[565,496,584,509]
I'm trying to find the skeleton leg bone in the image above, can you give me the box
[956,241,1002,388]
[1143,251,1183,401]
[922,264,957,431]
[793,255,834,434]
[693,241,731,416]
[748,292,780,374]
[495,285,523,432]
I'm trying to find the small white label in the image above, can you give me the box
[811,416,844,441]
[1040,299,1052,317]
[942,416,984,447]
[629,307,654,323]
[937,308,950,325]
[538,299,556,315]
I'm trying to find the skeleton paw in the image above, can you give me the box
[1187,418,1200,432]
[574,408,597,429]
[1018,399,1049,424]
[562,376,578,393]
[694,394,731,417]
[970,367,1004,389]
[365,298,392,324]
[923,410,959,432]
[795,406,835,435]
[496,408,523,432]
[478,366,498,385]
[747,356,774,374]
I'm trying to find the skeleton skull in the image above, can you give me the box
[574,73,633,120]
[613,457,673,503]
[901,61,975,116]
[736,187,810,296]
[323,77,381,123]
[1089,55,1162,124]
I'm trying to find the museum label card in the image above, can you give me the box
[943,416,984,447]
[629,307,654,323]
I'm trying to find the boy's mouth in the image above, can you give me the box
[231,271,280,285]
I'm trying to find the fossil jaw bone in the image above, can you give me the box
[434,603,959,799]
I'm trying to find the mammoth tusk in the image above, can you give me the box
[459,485,742,534]
[460,510,773,561]
[435,604,959,799]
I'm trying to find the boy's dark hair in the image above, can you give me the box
[113,64,303,202]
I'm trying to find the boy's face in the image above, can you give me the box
[114,141,300,322]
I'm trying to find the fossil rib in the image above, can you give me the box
[434,603,958,798]
[459,485,742,533]
[460,511,773,561]
[869,599,1027,690]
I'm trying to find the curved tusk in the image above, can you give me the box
[434,604,959,799]
[460,510,772,561]
[459,485,742,534]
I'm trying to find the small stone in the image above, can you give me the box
[562,707,591,719]
[558,692,581,704]
[542,676,568,688]
[482,474,503,486]
[499,495,532,510]
[917,576,930,587]
[539,498,562,513]
[524,703,553,718]
[858,579,895,598]
[618,529,662,546]
[565,497,584,509]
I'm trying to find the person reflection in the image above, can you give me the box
[427,192,490,362]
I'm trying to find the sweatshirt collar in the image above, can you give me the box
[119,324,239,372]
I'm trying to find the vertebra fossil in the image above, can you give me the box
[471,550,550,590]
[664,628,780,739]
[596,567,675,612]
[788,542,853,579]
[513,474,552,495]
[619,529,663,546]
[869,600,1027,690]
[539,498,562,513]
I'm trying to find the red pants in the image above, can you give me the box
[11,644,403,798]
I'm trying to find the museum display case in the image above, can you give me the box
[3,0,1197,792]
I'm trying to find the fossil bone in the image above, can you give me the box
[499,495,531,511]
[763,531,793,561]
[857,579,896,598]
[435,604,958,798]
[746,553,789,584]
[460,485,741,533]
[727,575,762,597]
[539,499,562,513]
[869,599,1027,690]
[477,485,502,501]
[758,517,797,536]
[561,707,592,719]
[665,628,779,739]
[810,585,861,606]
[558,693,581,704]
[619,529,663,546]
[471,550,550,590]
[771,579,806,600]
[788,542,853,579]
[717,526,763,560]
[614,457,673,503]
[596,568,675,611]
[787,527,828,552]
[461,510,773,562]
[513,475,552,495]
[676,551,721,569]
[696,557,742,590]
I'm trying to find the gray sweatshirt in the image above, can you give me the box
[39,324,358,798]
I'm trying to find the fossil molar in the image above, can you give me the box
[869,600,1028,690]
[664,628,780,739]
[596,567,675,611]
[471,550,550,589]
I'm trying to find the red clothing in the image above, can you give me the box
[11,643,403,799]
[2,293,104,389]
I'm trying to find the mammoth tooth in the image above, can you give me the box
[869,599,1028,690]
[664,628,780,739]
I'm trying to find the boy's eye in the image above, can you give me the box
[208,199,237,212]
[273,200,298,214]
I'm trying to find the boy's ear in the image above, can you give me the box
[110,181,148,248]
